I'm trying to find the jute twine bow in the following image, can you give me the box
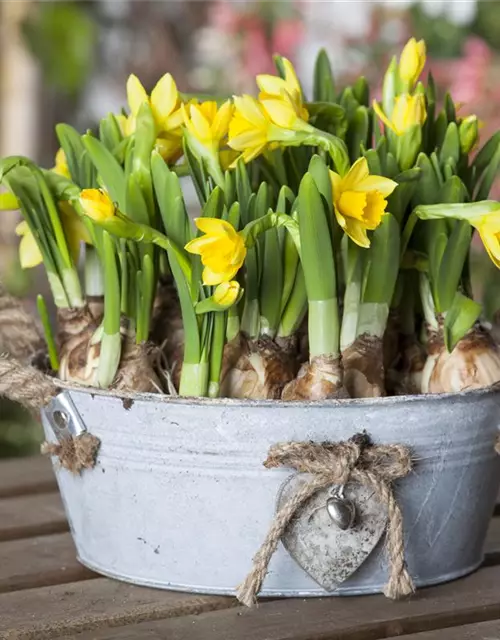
[0,286,100,473]
[237,433,414,607]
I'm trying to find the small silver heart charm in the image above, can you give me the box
[326,494,356,530]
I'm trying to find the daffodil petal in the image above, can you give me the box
[202,265,227,286]
[344,217,371,248]
[373,100,396,134]
[195,217,234,236]
[329,171,342,201]
[260,98,299,129]
[19,230,43,269]
[282,58,302,97]
[189,106,212,143]
[212,100,234,141]
[341,157,370,191]
[355,175,398,197]
[127,74,148,117]
[479,224,500,268]
[256,74,287,96]
[151,73,178,127]
[233,95,268,128]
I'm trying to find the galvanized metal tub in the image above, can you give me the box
[42,385,500,597]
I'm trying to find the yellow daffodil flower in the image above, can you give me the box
[16,202,91,269]
[415,201,500,269]
[373,93,427,136]
[213,281,242,307]
[256,58,309,122]
[329,157,398,248]
[79,189,115,222]
[52,148,71,179]
[185,218,246,285]
[182,100,234,155]
[16,221,43,269]
[228,94,311,166]
[124,73,185,163]
[399,37,426,88]
[475,214,500,268]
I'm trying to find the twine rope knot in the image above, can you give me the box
[237,433,414,607]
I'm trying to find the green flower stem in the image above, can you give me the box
[277,266,307,338]
[340,239,364,352]
[36,295,59,371]
[260,228,283,338]
[208,312,226,398]
[47,272,71,308]
[61,269,84,308]
[97,230,122,388]
[419,273,439,331]
[84,245,104,297]
[297,174,340,358]
[299,128,350,177]
[356,302,390,339]
[227,306,240,341]
[179,362,210,398]
[136,253,155,343]
[309,299,339,358]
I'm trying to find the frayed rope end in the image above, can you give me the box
[41,432,100,474]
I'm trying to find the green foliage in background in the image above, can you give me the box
[21,1,98,97]
[472,1,500,52]
[410,3,467,59]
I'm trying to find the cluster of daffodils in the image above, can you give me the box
[3,37,500,400]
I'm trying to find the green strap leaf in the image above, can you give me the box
[444,292,481,352]
[83,134,126,208]
[313,49,336,103]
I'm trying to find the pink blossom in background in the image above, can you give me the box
[272,19,304,61]
[242,17,276,77]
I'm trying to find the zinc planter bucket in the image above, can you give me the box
[42,385,500,597]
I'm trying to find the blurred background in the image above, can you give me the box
[1,0,499,456]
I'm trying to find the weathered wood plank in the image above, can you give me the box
[484,516,500,565]
[0,533,95,593]
[58,564,500,640]
[0,492,67,541]
[402,619,500,638]
[0,456,56,498]
[0,578,234,639]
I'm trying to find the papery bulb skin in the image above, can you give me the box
[392,335,426,396]
[112,333,161,394]
[57,306,100,386]
[220,334,298,400]
[424,326,500,394]
[281,355,346,401]
[342,334,385,398]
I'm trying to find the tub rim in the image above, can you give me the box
[55,380,500,410]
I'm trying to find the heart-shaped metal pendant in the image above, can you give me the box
[277,474,388,591]
[326,494,356,530]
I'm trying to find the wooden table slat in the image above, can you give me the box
[53,564,500,640]
[0,492,67,542]
[0,532,95,594]
[0,578,235,640]
[400,619,500,638]
[0,456,56,498]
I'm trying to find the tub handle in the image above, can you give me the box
[45,392,88,442]
[42,392,100,474]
